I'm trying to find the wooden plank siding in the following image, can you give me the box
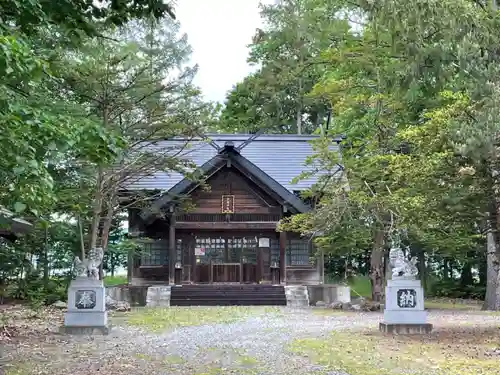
[188,168,280,215]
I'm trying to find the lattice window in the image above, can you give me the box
[141,240,168,266]
[270,238,280,265]
[195,237,225,264]
[227,237,241,263]
[228,237,258,264]
[287,239,311,266]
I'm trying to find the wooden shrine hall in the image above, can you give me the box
[125,134,343,286]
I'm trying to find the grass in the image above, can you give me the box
[289,327,500,375]
[122,306,281,332]
[103,275,127,286]
[424,299,481,311]
[347,275,372,298]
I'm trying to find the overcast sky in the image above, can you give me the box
[176,0,271,104]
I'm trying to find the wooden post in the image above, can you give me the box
[169,208,176,285]
[319,245,325,284]
[127,248,134,284]
[279,231,287,284]
[190,235,196,283]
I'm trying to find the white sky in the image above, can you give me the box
[176,0,272,103]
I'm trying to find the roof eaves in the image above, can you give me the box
[230,153,311,213]
[140,154,227,221]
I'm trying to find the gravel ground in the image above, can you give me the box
[3,307,500,375]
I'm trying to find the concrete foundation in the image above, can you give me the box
[307,284,351,305]
[379,322,433,335]
[284,285,309,307]
[146,285,171,307]
[59,325,110,335]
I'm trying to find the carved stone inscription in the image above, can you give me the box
[397,289,417,308]
[75,289,97,309]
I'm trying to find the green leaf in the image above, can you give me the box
[14,202,27,213]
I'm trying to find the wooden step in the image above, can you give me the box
[170,300,286,306]
[169,285,286,306]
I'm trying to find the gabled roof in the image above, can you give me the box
[140,145,312,220]
[126,133,343,193]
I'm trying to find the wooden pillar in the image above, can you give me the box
[169,208,176,285]
[127,248,134,284]
[319,246,325,284]
[127,208,141,285]
[190,235,196,283]
[279,231,287,284]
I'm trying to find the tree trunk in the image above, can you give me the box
[483,230,498,310]
[296,103,302,135]
[369,228,385,302]
[89,167,105,252]
[483,192,500,310]
[416,247,426,290]
[97,194,116,280]
[43,226,49,288]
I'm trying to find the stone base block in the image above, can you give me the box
[64,311,108,326]
[383,309,427,324]
[146,286,171,307]
[59,325,110,335]
[379,322,433,335]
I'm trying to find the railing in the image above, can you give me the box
[175,213,281,222]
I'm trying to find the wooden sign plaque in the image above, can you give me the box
[221,195,235,213]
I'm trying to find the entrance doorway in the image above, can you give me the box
[191,235,265,283]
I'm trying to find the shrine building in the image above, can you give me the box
[124,133,342,286]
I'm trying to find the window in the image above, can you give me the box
[141,240,168,266]
[270,238,280,265]
[287,238,311,266]
[229,236,258,264]
[195,237,226,264]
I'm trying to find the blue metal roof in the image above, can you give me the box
[125,134,342,193]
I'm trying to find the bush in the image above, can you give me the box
[8,276,69,306]
[427,278,484,300]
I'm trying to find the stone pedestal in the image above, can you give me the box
[380,278,432,334]
[61,277,110,335]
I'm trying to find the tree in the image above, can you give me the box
[219,0,344,134]
[0,0,177,217]
[57,17,207,275]
[281,0,500,305]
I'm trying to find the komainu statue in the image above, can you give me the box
[389,246,418,278]
[74,247,104,280]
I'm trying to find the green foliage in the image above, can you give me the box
[218,0,347,134]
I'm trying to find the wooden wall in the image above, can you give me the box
[189,168,279,214]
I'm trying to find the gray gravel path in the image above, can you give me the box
[5,307,500,375]
[127,308,366,375]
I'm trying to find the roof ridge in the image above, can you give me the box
[149,134,344,142]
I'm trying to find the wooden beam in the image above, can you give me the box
[175,221,279,230]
